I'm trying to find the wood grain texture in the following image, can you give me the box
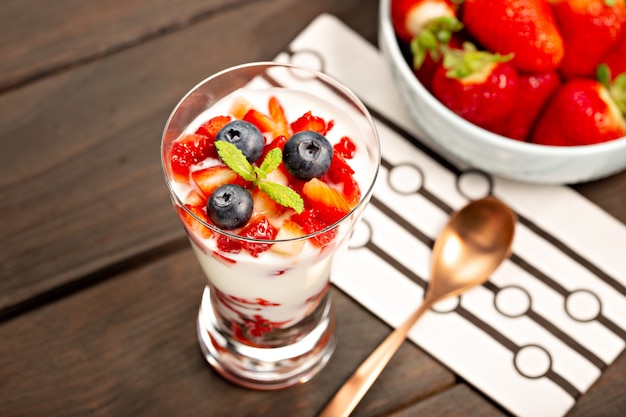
[0,0,379,314]
[0,249,456,417]
[573,169,626,224]
[388,384,508,417]
[0,0,238,91]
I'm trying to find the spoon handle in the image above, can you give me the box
[318,301,432,417]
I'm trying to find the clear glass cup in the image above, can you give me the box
[161,62,380,389]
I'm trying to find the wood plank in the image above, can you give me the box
[388,384,508,417]
[0,0,240,91]
[0,248,455,417]
[565,350,626,417]
[0,0,379,314]
[573,169,626,224]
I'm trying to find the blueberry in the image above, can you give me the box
[283,131,333,180]
[216,120,264,163]
[207,184,253,230]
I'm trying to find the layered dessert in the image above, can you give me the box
[165,87,371,346]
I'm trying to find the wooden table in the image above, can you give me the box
[1,1,625,416]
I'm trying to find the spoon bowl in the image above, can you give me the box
[318,196,516,417]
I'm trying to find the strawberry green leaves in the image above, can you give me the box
[442,42,513,79]
[216,140,304,214]
[598,63,626,115]
[410,16,464,69]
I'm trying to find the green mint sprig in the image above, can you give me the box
[215,140,304,214]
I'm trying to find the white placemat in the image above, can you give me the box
[276,14,626,417]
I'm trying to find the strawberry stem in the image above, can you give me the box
[597,64,626,116]
[410,16,463,69]
[442,42,513,79]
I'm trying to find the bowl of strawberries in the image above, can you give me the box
[379,0,626,184]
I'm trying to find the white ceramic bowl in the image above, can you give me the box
[378,0,626,184]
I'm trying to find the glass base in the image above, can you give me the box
[197,286,336,390]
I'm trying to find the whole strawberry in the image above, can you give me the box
[494,70,562,141]
[462,0,564,72]
[549,0,626,80]
[391,0,459,44]
[431,43,520,131]
[531,66,626,146]
[602,33,626,81]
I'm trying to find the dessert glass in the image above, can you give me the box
[161,62,380,389]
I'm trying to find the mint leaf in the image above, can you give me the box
[258,180,304,214]
[215,140,255,182]
[216,141,305,213]
[259,148,282,175]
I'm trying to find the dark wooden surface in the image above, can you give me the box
[1,1,625,416]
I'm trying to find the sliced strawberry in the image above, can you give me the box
[239,216,277,257]
[170,133,213,182]
[550,0,626,79]
[191,165,244,198]
[268,96,290,137]
[302,178,352,214]
[217,234,242,254]
[291,209,337,247]
[251,188,285,226]
[178,204,212,239]
[531,78,626,146]
[431,44,520,131]
[324,152,361,207]
[290,111,334,135]
[271,219,307,256]
[326,152,355,184]
[334,136,357,159]
[243,109,276,133]
[229,96,253,119]
[260,135,288,162]
[184,189,208,207]
[195,115,232,139]
[463,0,564,72]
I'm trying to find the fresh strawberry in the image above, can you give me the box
[494,70,562,141]
[431,44,520,131]
[244,109,276,133]
[191,165,244,198]
[462,0,564,72]
[229,96,253,120]
[334,136,357,159]
[550,0,626,80]
[531,69,626,146]
[391,0,459,44]
[290,111,334,135]
[178,204,212,239]
[170,133,214,182]
[251,188,285,226]
[291,209,338,247]
[241,96,291,138]
[302,177,353,216]
[325,152,361,207]
[268,96,290,137]
[260,135,288,162]
[411,33,464,93]
[216,234,242,255]
[195,115,231,139]
[271,219,307,256]
[184,189,207,207]
[240,216,277,257]
[602,33,626,82]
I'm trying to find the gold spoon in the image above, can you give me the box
[318,196,517,417]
